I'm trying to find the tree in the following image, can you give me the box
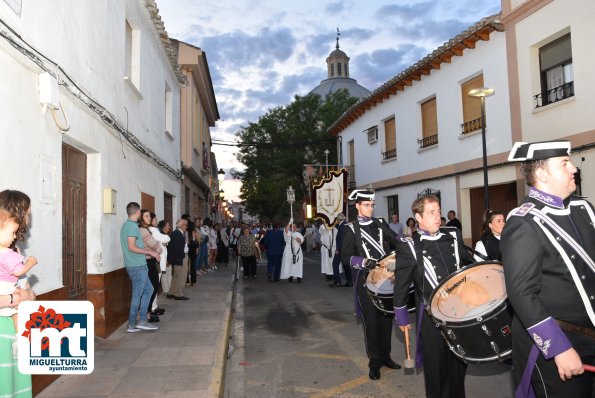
[235,89,357,223]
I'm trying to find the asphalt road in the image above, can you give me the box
[224,252,514,398]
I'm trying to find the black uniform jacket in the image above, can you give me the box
[341,217,397,268]
[393,227,474,325]
[501,189,595,359]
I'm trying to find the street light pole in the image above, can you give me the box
[468,87,495,211]
[286,186,295,221]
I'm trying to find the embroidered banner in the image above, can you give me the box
[312,169,347,227]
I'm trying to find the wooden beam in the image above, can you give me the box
[420,67,431,76]
[463,38,476,49]
[411,73,421,81]
[403,79,412,86]
[476,31,490,41]
[439,53,452,63]
[430,61,441,70]
[451,46,464,56]
[396,83,405,91]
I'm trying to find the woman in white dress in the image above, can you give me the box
[280,221,304,282]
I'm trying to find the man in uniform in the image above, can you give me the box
[341,189,401,380]
[501,141,594,397]
[392,195,474,398]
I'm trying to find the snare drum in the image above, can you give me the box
[429,261,512,363]
[364,252,415,315]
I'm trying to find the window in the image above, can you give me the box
[141,192,155,213]
[124,20,141,91]
[460,74,484,134]
[337,63,342,77]
[348,140,355,188]
[184,186,190,214]
[383,117,396,160]
[420,97,438,148]
[345,63,349,77]
[165,83,173,137]
[365,126,378,144]
[330,64,334,77]
[387,195,399,220]
[535,33,574,108]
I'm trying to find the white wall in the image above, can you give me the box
[0,0,181,294]
[513,0,595,199]
[340,31,511,188]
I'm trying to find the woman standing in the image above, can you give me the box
[157,220,173,296]
[0,189,36,398]
[474,209,505,261]
[237,227,258,279]
[403,217,417,237]
[138,210,162,322]
[215,223,229,267]
[149,215,169,315]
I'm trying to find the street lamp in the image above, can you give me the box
[219,190,225,201]
[286,185,295,221]
[217,169,225,185]
[468,87,495,211]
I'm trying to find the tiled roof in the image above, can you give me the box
[144,0,187,85]
[328,13,504,136]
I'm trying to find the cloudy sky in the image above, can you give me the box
[157,0,501,200]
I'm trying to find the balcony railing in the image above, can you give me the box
[533,81,574,108]
[418,134,438,149]
[460,117,483,134]
[382,148,397,160]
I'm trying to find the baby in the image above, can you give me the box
[0,208,37,356]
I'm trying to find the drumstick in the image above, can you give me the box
[584,364,595,373]
[403,327,415,373]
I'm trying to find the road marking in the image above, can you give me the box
[309,375,370,398]
[298,352,350,361]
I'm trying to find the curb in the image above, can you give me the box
[206,273,237,398]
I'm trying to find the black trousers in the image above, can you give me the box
[187,246,197,284]
[512,316,595,398]
[146,257,160,314]
[420,309,467,398]
[356,272,393,368]
[332,254,352,284]
[242,255,257,277]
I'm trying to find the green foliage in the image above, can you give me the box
[236,89,357,223]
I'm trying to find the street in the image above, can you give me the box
[225,253,514,397]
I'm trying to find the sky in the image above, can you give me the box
[157,0,502,201]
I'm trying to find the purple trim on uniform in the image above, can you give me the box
[529,186,564,209]
[350,255,366,270]
[354,269,363,320]
[394,306,409,326]
[526,316,572,359]
[515,345,539,398]
[417,228,431,236]
[357,216,371,222]
[415,308,424,368]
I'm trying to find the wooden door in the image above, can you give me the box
[164,192,173,226]
[469,182,518,245]
[62,144,87,300]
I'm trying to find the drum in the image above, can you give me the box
[429,261,512,363]
[364,252,415,315]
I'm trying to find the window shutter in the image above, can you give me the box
[461,74,483,123]
[421,98,438,138]
[125,21,132,78]
[384,117,396,152]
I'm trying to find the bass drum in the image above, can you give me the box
[364,252,415,315]
[429,261,512,363]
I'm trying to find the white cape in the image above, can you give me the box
[280,230,304,279]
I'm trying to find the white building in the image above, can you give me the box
[0,0,184,348]
[329,15,510,244]
[502,0,595,200]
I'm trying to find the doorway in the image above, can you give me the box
[469,182,518,245]
[62,144,87,300]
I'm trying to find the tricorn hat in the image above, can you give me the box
[348,189,375,202]
[508,140,571,162]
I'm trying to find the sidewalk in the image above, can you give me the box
[38,264,237,398]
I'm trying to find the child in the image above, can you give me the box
[0,209,37,357]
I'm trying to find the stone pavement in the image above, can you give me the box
[37,264,238,398]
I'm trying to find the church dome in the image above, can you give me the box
[309,31,370,100]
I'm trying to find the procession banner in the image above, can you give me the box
[311,169,347,227]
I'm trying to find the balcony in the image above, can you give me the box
[533,81,574,109]
[418,134,438,149]
[460,117,483,134]
[382,148,397,160]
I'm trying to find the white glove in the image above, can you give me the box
[289,218,293,225]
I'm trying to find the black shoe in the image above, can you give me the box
[383,359,401,369]
[154,308,166,315]
[288,277,293,283]
[369,367,381,380]
[297,278,302,283]
[174,296,189,300]
[148,315,160,323]
[166,294,175,299]
[343,282,353,287]
[328,282,342,287]
[325,275,333,281]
